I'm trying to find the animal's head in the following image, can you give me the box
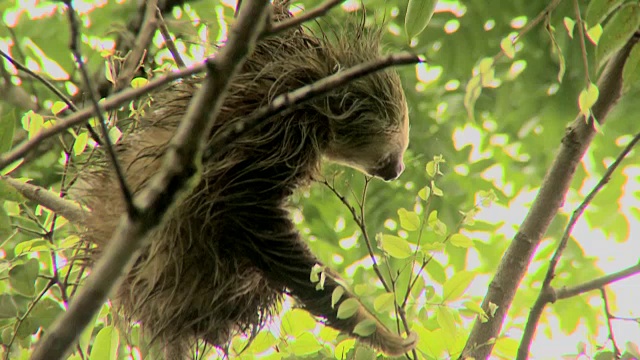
[317,23,410,181]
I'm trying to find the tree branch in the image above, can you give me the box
[517,129,640,359]
[29,1,270,359]
[0,177,86,225]
[557,262,640,300]
[461,36,639,360]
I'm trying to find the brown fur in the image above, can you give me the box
[73,3,413,359]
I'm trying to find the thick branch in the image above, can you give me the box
[29,1,270,359]
[1,177,86,225]
[461,37,639,360]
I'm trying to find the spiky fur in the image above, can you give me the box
[73,3,413,358]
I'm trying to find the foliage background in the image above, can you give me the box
[0,0,639,359]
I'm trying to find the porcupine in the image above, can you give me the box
[72,2,414,358]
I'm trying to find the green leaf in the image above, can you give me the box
[290,332,322,356]
[378,234,412,259]
[9,258,39,297]
[51,101,68,115]
[418,186,430,200]
[398,208,420,231]
[500,37,515,59]
[14,239,52,255]
[435,306,457,338]
[578,83,599,117]
[336,298,360,319]
[74,132,88,156]
[373,292,395,312]
[0,294,18,318]
[494,336,519,359]
[0,207,11,242]
[563,17,575,38]
[23,111,44,140]
[622,42,640,94]
[249,331,277,354]
[443,271,474,302]
[587,24,603,44]
[586,0,625,26]
[0,112,15,154]
[130,77,148,89]
[464,75,482,121]
[30,298,64,330]
[449,233,473,248]
[0,179,25,202]
[426,260,446,284]
[331,286,344,308]
[335,339,356,359]
[108,126,122,144]
[405,0,438,40]
[353,319,377,337]
[546,23,566,83]
[596,3,640,69]
[281,308,316,335]
[90,326,120,360]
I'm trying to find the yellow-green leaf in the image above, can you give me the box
[398,208,420,231]
[290,332,322,356]
[74,132,88,156]
[405,0,438,40]
[373,292,395,312]
[418,186,431,200]
[51,101,68,115]
[131,77,148,89]
[331,286,344,308]
[379,234,412,259]
[89,326,119,360]
[587,24,603,44]
[108,126,122,144]
[464,75,482,121]
[563,17,575,39]
[449,233,473,248]
[546,22,566,83]
[578,83,599,117]
[353,319,377,337]
[337,298,360,319]
[596,3,640,69]
[443,271,475,302]
[435,306,457,338]
[335,339,356,359]
[23,111,44,139]
[500,37,515,59]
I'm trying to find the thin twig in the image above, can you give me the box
[268,0,344,36]
[64,0,135,214]
[517,131,640,359]
[155,6,186,68]
[557,262,640,299]
[600,288,622,358]
[573,0,591,85]
[0,49,77,112]
[114,0,159,91]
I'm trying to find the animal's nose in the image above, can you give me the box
[375,160,405,181]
